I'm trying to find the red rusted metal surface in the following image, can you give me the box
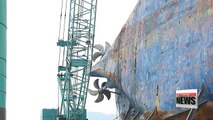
[91,0,213,119]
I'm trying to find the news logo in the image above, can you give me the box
[176,89,198,109]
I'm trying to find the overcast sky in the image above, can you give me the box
[7,0,138,119]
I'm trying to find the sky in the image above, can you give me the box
[7,0,138,119]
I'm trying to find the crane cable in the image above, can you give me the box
[58,0,69,67]
[57,0,69,111]
[61,0,69,66]
[57,0,64,112]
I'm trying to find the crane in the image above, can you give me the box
[56,0,98,119]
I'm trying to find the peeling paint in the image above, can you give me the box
[91,0,213,119]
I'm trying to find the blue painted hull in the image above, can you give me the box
[91,0,213,119]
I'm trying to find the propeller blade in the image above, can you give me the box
[95,93,104,103]
[94,79,100,89]
[92,52,103,61]
[105,42,111,52]
[102,90,111,100]
[88,89,99,96]
[101,82,107,88]
[94,44,104,53]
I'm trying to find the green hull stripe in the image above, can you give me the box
[0,59,6,76]
[0,75,6,92]
[0,0,6,118]
[0,92,5,108]
[0,25,6,60]
[0,0,6,25]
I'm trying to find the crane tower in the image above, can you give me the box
[57,0,98,119]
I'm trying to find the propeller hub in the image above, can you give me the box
[88,79,112,103]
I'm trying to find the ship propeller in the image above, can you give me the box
[88,79,111,103]
[92,42,111,61]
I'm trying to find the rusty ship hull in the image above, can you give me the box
[91,0,213,119]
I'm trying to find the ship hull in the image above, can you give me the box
[91,0,213,119]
